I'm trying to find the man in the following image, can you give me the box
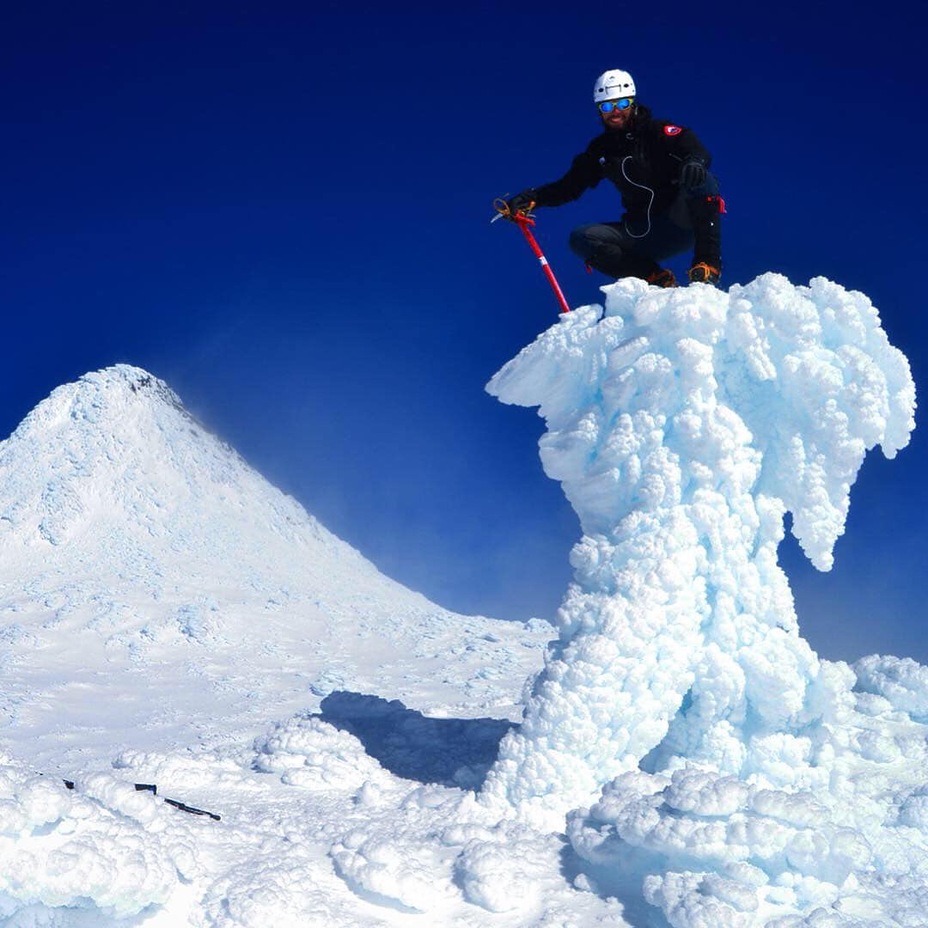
[504,69,723,287]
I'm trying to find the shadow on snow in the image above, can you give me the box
[318,691,515,790]
[316,692,664,925]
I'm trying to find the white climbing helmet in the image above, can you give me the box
[593,69,636,103]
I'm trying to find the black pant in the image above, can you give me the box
[569,176,721,279]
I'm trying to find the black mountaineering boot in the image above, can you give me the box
[647,268,677,288]
[688,263,720,284]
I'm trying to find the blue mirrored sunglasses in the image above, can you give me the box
[598,98,633,114]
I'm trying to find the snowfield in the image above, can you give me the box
[0,272,925,927]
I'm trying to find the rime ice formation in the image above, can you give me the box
[482,273,924,924]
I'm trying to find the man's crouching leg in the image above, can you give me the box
[569,223,664,281]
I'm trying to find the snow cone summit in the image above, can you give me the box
[0,272,924,926]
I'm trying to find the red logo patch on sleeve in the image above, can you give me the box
[663,125,683,136]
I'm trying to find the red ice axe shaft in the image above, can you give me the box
[512,212,571,314]
[493,201,571,314]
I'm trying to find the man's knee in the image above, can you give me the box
[569,223,621,260]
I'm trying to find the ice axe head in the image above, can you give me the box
[491,199,570,314]
[492,197,536,225]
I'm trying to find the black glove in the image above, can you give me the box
[505,190,537,215]
[680,160,707,190]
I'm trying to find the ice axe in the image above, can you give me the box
[492,199,571,314]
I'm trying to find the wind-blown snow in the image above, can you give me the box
[0,272,924,927]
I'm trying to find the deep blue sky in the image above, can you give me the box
[3,2,925,663]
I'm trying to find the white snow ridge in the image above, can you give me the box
[0,271,925,927]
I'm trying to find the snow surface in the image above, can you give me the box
[0,272,924,926]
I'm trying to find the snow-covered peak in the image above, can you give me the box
[0,365,551,773]
[1,363,321,550]
[0,363,429,608]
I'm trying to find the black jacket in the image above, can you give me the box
[530,104,712,222]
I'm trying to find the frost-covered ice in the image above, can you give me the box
[484,273,922,924]
[0,272,924,926]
